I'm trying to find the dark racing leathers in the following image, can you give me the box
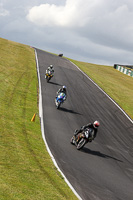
[74,123,98,142]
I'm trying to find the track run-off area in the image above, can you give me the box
[35,48,133,200]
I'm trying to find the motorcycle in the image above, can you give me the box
[70,128,94,150]
[45,71,53,82]
[55,92,66,109]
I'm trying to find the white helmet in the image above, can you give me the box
[50,65,53,69]
[93,121,100,128]
[62,86,66,89]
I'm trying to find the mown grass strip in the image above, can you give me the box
[67,59,133,120]
[0,38,78,200]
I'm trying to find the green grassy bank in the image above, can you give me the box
[0,38,78,200]
[68,59,133,120]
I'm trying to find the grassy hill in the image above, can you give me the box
[0,38,78,200]
[68,59,133,120]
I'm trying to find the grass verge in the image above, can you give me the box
[68,59,133,120]
[0,38,78,200]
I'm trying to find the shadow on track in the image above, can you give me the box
[81,147,123,162]
[58,107,82,115]
[48,81,62,86]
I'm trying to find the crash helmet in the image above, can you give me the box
[62,85,66,91]
[93,121,100,128]
[49,65,53,69]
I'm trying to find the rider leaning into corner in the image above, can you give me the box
[56,86,67,100]
[45,64,54,77]
[74,121,100,142]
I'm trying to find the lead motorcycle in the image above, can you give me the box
[70,128,95,150]
[55,92,66,109]
[45,71,53,82]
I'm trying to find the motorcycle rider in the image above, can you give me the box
[56,86,67,100]
[45,64,54,78]
[74,121,100,142]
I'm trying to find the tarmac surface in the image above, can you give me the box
[36,48,133,200]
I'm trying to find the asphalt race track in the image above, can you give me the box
[36,48,133,200]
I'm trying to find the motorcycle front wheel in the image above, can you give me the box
[56,102,61,109]
[76,138,86,150]
[46,77,50,82]
[70,136,75,145]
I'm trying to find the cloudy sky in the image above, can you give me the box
[0,0,133,65]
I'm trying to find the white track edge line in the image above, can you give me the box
[69,60,133,124]
[35,50,82,200]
